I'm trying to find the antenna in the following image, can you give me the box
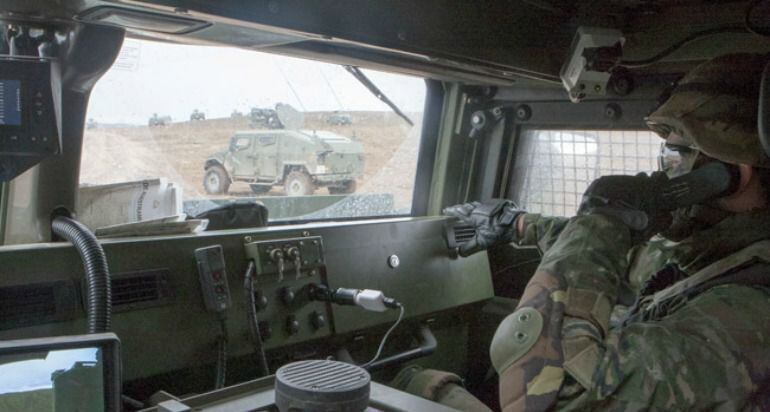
[273,60,307,111]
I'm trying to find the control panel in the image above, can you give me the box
[194,245,231,313]
[244,236,332,345]
[0,57,62,180]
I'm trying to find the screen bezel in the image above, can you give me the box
[0,333,121,412]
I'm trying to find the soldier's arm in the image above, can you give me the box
[515,213,570,253]
[492,214,633,410]
[556,284,770,410]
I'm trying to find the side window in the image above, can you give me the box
[232,137,250,150]
[509,129,660,217]
[258,136,276,146]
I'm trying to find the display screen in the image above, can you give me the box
[0,347,105,411]
[0,79,22,126]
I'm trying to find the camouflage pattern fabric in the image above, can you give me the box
[647,53,770,167]
[508,211,770,410]
[496,214,629,411]
[391,366,492,412]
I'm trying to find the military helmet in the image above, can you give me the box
[646,53,770,167]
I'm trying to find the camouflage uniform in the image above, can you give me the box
[505,210,770,411]
[396,53,770,411]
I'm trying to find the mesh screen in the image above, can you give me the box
[509,129,660,217]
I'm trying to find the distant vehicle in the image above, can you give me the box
[230,109,244,118]
[86,118,97,129]
[190,109,206,121]
[249,107,282,129]
[203,130,364,196]
[148,113,172,127]
[327,112,352,125]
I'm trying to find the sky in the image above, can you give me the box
[86,39,427,125]
[0,347,100,394]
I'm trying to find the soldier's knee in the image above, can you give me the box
[391,366,492,412]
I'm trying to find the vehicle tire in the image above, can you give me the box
[283,171,315,196]
[328,180,357,194]
[250,184,271,195]
[203,166,231,195]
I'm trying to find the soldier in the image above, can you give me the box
[394,53,770,410]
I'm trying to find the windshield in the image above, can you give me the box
[80,39,425,233]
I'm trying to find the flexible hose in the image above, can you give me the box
[52,216,111,333]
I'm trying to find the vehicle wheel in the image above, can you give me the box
[203,166,231,194]
[283,171,315,196]
[328,180,357,194]
[250,184,271,195]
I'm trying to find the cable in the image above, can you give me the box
[361,304,405,368]
[52,216,111,334]
[618,25,747,68]
[215,314,228,389]
[243,261,270,377]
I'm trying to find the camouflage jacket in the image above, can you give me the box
[502,210,770,411]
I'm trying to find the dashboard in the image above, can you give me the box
[0,217,492,385]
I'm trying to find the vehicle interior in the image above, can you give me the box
[0,1,769,411]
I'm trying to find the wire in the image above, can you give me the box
[244,261,270,377]
[361,304,405,368]
[619,1,770,68]
[618,25,747,68]
[215,314,228,389]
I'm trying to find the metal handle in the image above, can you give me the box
[337,325,437,372]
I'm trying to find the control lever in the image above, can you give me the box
[269,248,285,282]
[286,246,302,279]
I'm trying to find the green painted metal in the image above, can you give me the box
[426,84,475,215]
[0,217,493,383]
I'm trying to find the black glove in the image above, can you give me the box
[577,172,671,240]
[444,199,526,257]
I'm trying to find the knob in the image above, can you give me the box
[286,316,300,336]
[255,291,268,310]
[280,287,295,305]
[258,321,272,340]
[310,311,326,330]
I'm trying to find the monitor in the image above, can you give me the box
[0,333,121,412]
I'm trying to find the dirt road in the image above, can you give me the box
[81,111,421,211]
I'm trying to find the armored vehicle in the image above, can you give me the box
[326,111,352,125]
[1,2,769,412]
[189,109,205,121]
[249,107,282,129]
[204,130,364,196]
[148,113,171,127]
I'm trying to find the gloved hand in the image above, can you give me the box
[444,199,526,257]
[577,172,672,240]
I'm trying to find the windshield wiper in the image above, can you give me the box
[343,65,414,126]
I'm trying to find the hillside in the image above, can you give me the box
[0,388,53,411]
[80,111,421,211]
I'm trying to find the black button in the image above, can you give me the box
[255,292,268,310]
[280,287,295,305]
[310,311,326,330]
[286,316,300,336]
